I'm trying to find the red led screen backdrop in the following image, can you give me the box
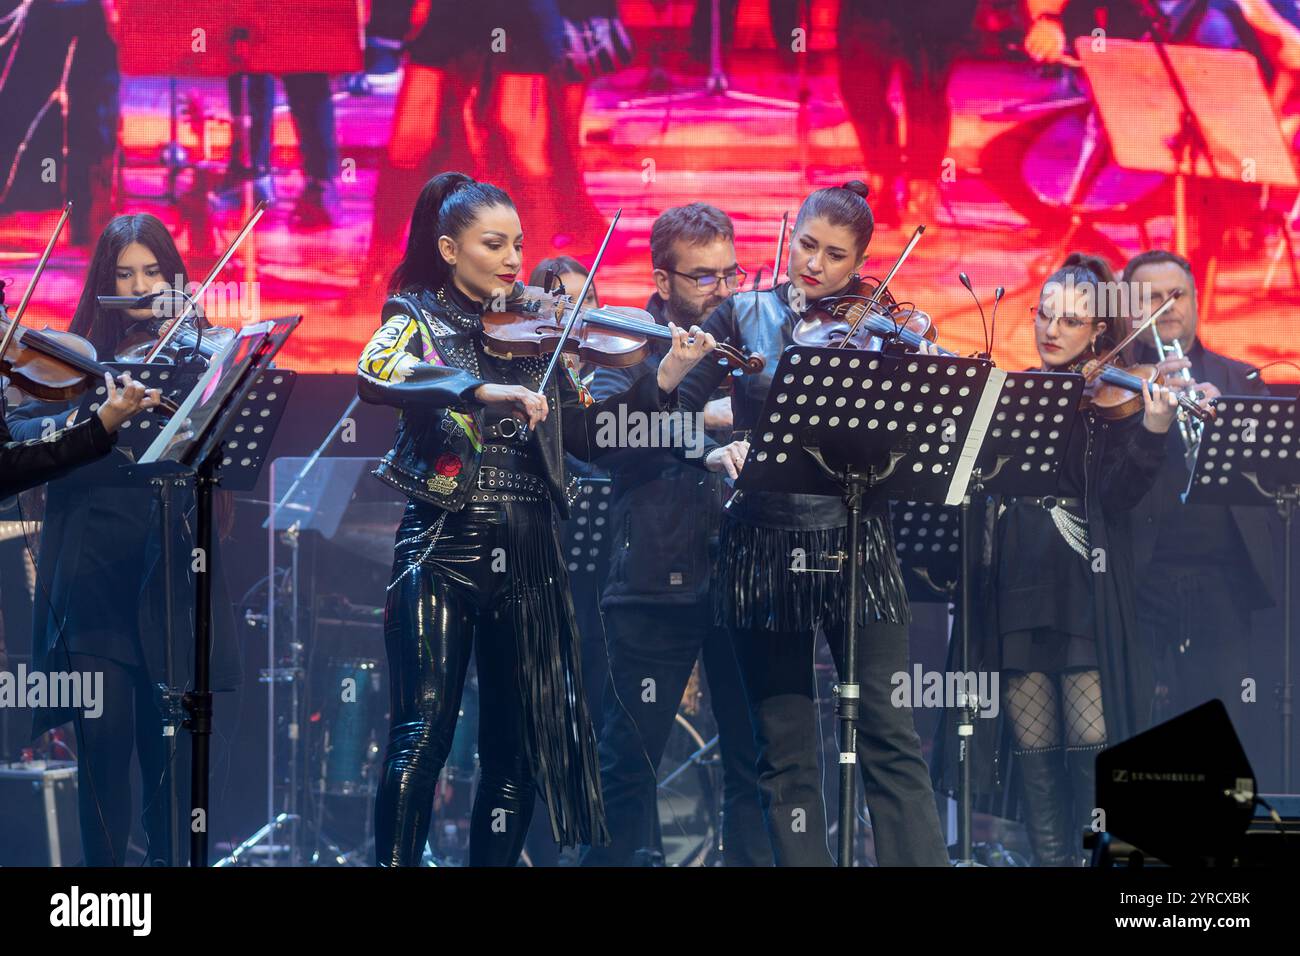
[1,0,1297,378]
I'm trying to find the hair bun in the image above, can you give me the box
[1062,252,1113,283]
[840,180,870,200]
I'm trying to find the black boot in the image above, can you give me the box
[1015,747,1072,867]
[1065,743,1105,867]
[469,775,536,867]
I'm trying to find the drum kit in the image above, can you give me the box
[226,463,729,866]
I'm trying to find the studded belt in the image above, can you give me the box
[1015,496,1082,511]
[472,443,548,503]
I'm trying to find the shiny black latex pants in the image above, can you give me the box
[374,501,540,867]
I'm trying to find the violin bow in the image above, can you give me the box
[1085,289,1182,381]
[538,208,621,394]
[834,224,925,348]
[142,200,267,363]
[0,202,73,364]
[771,211,788,290]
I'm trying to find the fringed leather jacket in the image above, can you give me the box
[357,281,676,517]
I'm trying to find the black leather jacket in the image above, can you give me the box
[590,294,728,608]
[676,282,880,530]
[0,405,115,498]
[357,282,676,517]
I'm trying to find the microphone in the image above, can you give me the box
[989,286,1005,359]
[97,293,162,309]
[958,272,990,358]
[1246,360,1300,381]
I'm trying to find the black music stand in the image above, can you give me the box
[1184,396,1300,792]
[77,361,205,864]
[129,316,300,866]
[737,345,1004,865]
[891,501,961,604]
[955,370,1085,863]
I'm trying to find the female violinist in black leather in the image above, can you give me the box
[672,182,949,866]
[934,253,1183,866]
[357,172,715,866]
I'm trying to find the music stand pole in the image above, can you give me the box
[1187,397,1300,792]
[838,472,865,865]
[1282,492,1294,791]
[187,461,216,866]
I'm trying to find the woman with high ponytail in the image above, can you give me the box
[357,172,717,866]
[669,181,951,866]
[933,252,1189,865]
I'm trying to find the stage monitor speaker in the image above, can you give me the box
[1096,700,1256,867]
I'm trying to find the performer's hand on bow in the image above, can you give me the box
[96,372,162,433]
[474,383,550,428]
[656,323,717,393]
[706,439,750,479]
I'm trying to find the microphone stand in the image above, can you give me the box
[215,394,361,866]
[1130,0,1221,257]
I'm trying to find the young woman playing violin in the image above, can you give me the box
[356,172,715,866]
[936,253,1189,866]
[6,213,241,866]
[670,181,949,866]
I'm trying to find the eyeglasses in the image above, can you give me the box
[665,266,748,291]
[1031,307,1093,333]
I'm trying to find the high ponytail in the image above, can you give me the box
[389,172,514,294]
[1042,251,1128,361]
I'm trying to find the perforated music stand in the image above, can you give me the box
[76,363,204,468]
[129,316,301,866]
[1185,395,1300,790]
[964,370,1088,860]
[736,345,1005,865]
[893,362,1087,599]
[891,501,961,603]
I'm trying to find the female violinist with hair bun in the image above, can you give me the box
[671,180,951,866]
[935,252,1187,866]
[357,171,716,866]
[5,213,241,866]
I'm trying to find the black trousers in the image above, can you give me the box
[375,500,583,867]
[68,651,189,866]
[582,605,771,866]
[730,621,950,866]
[1142,567,1259,733]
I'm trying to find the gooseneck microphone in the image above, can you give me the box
[97,292,164,310]
[958,272,990,358]
[989,285,1005,360]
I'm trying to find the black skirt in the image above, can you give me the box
[713,512,910,633]
[1001,627,1098,674]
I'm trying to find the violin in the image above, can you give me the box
[0,308,180,412]
[115,311,237,365]
[1069,288,1215,424]
[0,206,178,413]
[793,274,952,354]
[1078,358,1216,423]
[481,282,766,374]
[789,226,955,356]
